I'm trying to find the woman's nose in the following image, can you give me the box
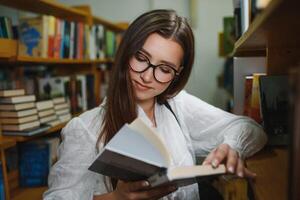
[140,67,154,83]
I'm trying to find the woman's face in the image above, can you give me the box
[129,33,184,104]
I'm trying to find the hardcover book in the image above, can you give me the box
[259,75,289,145]
[0,89,25,97]
[0,108,37,118]
[1,120,40,131]
[0,95,36,104]
[89,118,226,187]
[2,125,50,136]
[0,102,35,111]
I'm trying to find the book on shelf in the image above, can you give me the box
[36,100,54,111]
[1,120,40,131]
[243,75,253,116]
[52,96,66,104]
[19,139,50,186]
[89,118,226,187]
[38,109,55,118]
[0,16,14,39]
[0,89,25,97]
[18,15,49,58]
[249,73,266,123]
[54,102,70,111]
[259,75,289,145]
[222,16,235,55]
[2,125,50,136]
[0,95,35,104]
[55,108,69,116]
[46,119,61,127]
[0,102,35,111]
[58,113,71,123]
[39,114,57,124]
[76,75,88,111]
[0,108,37,118]
[0,114,38,124]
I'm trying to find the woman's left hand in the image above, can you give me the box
[202,143,256,178]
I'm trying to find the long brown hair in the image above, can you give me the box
[98,9,195,188]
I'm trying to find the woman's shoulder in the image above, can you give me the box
[168,90,201,108]
[63,106,104,139]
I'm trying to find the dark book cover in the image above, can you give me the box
[63,21,71,59]
[259,75,289,145]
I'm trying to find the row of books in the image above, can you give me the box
[0,89,72,136]
[0,69,98,114]
[243,73,289,145]
[16,15,121,59]
[232,0,271,39]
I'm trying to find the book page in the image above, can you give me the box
[105,123,169,168]
[129,118,171,166]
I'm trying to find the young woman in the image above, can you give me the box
[44,9,267,200]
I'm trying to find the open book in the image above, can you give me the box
[88,118,226,187]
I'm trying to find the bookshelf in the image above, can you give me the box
[0,0,126,199]
[233,0,300,199]
[0,39,17,59]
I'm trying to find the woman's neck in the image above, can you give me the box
[138,98,156,126]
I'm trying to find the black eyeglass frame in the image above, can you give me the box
[129,51,181,83]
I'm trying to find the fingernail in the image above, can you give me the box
[212,159,218,168]
[238,172,244,178]
[202,161,208,165]
[228,166,234,173]
[143,181,149,187]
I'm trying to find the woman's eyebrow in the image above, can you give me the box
[140,48,177,69]
[140,48,152,58]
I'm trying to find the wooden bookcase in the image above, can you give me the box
[233,0,300,199]
[0,1,126,199]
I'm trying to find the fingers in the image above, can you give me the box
[226,148,238,173]
[203,144,229,168]
[136,185,178,200]
[202,144,257,180]
[122,180,150,192]
[244,167,257,179]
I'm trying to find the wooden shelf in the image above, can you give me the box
[1,112,82,142]
[0,0,88,22]
[246,147,288,200]
[233,0,300,57]
[93,16,126,32]
[1,122,66,143]
[0,137,16,150]
[11,186,47,200]
[0,39,17,59]
[16,56,112,65]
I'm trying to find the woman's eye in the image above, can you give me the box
[159,66,173,73]
[135,53,148,62]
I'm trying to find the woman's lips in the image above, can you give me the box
[134,81,152,91]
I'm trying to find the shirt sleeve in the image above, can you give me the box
[43,117,107,200]
[174,91,267,159]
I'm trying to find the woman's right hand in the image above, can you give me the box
[112,180,177,200]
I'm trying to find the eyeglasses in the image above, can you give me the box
[129,51,180,83]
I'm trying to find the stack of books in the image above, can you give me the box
[0,89,49,136]
[36,100,60,127]
[53,97,72,123]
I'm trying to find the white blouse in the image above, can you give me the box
[43,90,267,200]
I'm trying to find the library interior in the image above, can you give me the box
[0,0,299,199]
